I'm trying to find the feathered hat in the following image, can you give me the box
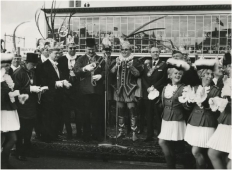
[194,59,216,70]
[1,53,14,64]
[166,58,190,71]
[102,37,112,51]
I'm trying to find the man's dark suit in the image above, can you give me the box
[40,59,64,142]
[210,75,224,91]
[57,55,81,138]
[73,54,105,141]
[141,59,168,139]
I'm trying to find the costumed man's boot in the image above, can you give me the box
[130,108,138,141]
[117,107,125,139]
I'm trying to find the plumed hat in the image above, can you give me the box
[102,37,112,51]
[86,38,96,47]
[1,53,14,64]
[166,58,190,71]
[194,59,216,70]
[172,49,183,55]
[25,53,38,63]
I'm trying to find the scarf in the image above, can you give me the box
[66,53,77,69]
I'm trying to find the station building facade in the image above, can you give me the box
[43,4,231,58]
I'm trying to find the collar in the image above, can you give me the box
[118,54,134,62]
[66,53,77,61]
[41,54,48,63]
[11,65,20,71]
[152,59,159,65]
[49,59,58,66]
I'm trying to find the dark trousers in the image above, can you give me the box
[144,99,162,139]
[61,105,73,138]
[16,118,35,156]
[34,104,43,138]
[82,94,104,140]
[41,100,62,141]
[137,98,145,133]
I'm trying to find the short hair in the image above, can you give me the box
[149,46,160,53]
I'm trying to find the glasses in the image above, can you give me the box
[121,49,129,52]
[69,47,76,50]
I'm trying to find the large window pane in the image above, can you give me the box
[204,16,211,31]
[173,16,179,31]
[212,16,219,38]
[180,16,187,37]
[80,18,86,38]
[100,17,106,38]
[188,16,195,31]
[165,16,172,37]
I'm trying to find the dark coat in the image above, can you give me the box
[73,54,105,95]
[57,55,80,109]
[217,98,231,125]
[141,59,168,100]
[35,57,43,86]
[12,65,37,119]
[187,86,221,128]
[110,58,143,96]
[40,59,64,104]
[161,84,189,121]
[1,81,17,111]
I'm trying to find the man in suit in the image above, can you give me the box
[34,44,50,140]
[12,53,40,161]
[73,38,105,142]
[40,42,71,142]
[57,42,81,140]
[8,54,21,76]
[141,47,168,142]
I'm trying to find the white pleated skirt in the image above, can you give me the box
[207,124,231,153]
[158,120,186,141]
[1,110,20,132]
[184,124,215,148]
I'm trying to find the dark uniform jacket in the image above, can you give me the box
[58,55,80,108]
[187,85,221,128]
[12,65,37,119]
[141,59,168,100]
[1,81,17,111]
[73,54,105,95]
[110,58,143,96]
[217,97,231,125]
[161,84,189,121]
[40,59,64,103]
[210,75,224,91]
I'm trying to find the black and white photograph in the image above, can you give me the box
[0,0,231,169]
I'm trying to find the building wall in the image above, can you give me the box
[48,12,231,57]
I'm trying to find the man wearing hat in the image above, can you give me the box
[40,42,71,142]
[74,38,105,142]
[57,42,81,140]
[8,54,22,76]
[12,53,41,161]
[172,50,201,87]
[141,47,168,142]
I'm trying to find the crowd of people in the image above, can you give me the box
[1,37,231,169]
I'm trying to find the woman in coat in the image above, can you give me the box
[207,55,231,169]
[184,59,221,169]
[158,58,191,168]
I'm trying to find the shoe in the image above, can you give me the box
[143,138,154,142]
[16,155,27,161]
[27,152,39,158]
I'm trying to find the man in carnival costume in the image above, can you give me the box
[110,40,143,141]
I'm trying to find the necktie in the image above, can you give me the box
[53,64,60,78]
